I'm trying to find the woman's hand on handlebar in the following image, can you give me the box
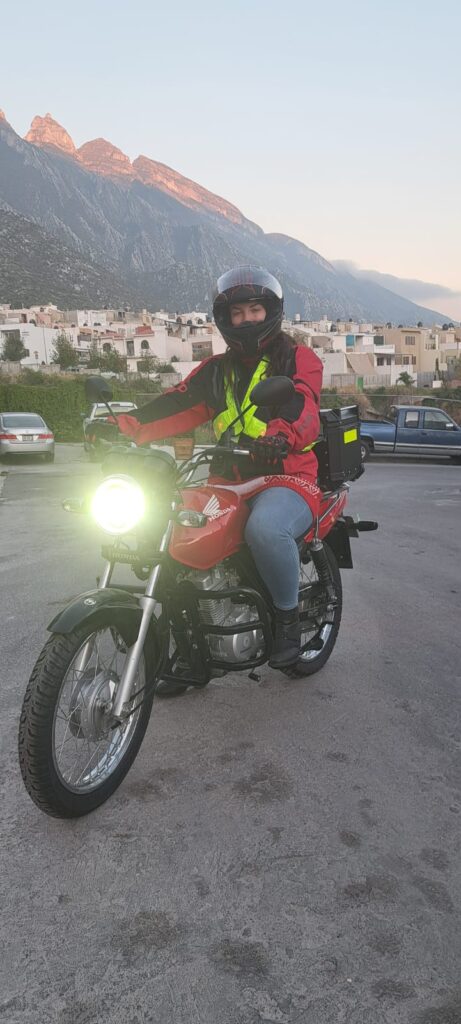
[88,419,119,442]
[113,414,140,439]
[246,434,290,466]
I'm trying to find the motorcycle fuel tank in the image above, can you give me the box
[170,485,250,569]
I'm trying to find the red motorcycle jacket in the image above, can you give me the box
[117,337,324,513]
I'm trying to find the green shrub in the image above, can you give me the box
[0,376,141,441]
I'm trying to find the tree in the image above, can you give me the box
[87,340,102,369]
[417,321,423,328]
[137,354,157,377]
[397,371,415,387]
[156,362,175,372]
[447,357,461,381]
[99,346,127,373]
[1,330,27,362]
[52,333,77,369]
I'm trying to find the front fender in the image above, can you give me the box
[48,587,143,636]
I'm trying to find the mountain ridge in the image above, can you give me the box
[0,109,451,324]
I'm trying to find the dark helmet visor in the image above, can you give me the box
[215,266,283,304]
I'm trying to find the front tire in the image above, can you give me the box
[282,542,342,678]
[18,614,158,818]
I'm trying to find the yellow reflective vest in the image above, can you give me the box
[213,357,315,452]
[213,358,270,441]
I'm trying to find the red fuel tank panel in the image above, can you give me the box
[170,485,250,569]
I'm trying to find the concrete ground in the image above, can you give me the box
[0,448,460,1024]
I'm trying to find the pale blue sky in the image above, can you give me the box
[2,0,460,313]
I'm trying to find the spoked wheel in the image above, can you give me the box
[18,613,159,818]
[282,542,342,678]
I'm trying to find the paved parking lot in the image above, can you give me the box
[1,451,460,1023]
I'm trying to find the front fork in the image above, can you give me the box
[112,520,173,720]
[72,560,115,677]
[78,521,173,723]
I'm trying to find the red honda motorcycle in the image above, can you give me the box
[18,376,377,818]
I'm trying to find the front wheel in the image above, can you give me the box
[282,542,342,678]
[18,613,158,818]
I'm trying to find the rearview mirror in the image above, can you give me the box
[250,376,295,408]
[85,375,113,403]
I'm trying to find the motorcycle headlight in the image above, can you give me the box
[91,475,146,535]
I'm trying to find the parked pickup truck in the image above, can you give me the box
[360,405,461,462]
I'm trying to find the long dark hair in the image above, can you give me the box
[265,331,296,377]
[224,331,296,379]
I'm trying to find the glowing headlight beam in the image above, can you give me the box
[90,475,146,535]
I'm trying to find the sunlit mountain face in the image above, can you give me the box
[0,110,451,323]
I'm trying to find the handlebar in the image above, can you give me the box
[89,418,248,453]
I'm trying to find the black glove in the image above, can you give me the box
[246,434,290,467]
[86,419,119,442]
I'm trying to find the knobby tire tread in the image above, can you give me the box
[18,618,157,819]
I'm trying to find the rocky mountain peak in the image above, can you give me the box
[78,138,134,179]
[25,113,77,157]
[132,154,245,225]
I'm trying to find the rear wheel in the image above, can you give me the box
[282,543,342,678]
[18,614,159,818]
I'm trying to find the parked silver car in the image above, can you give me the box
[0,412,55,461]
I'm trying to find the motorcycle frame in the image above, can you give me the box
[58,444,375,723]
[96,522,342,720]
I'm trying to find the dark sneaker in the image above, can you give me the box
[268,607,301,669]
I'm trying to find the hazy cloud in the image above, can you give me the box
[333,261,461,302]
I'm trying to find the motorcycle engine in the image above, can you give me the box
[180,564,265,663]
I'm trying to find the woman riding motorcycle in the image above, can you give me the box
[115,266,323,692]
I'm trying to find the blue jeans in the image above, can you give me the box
[244,487,313,610]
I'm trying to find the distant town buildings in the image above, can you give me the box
[0,301,460,390]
